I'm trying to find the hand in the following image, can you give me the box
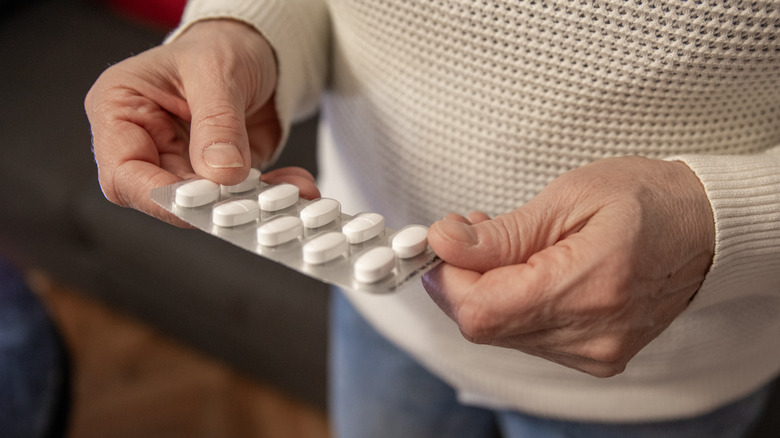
[85,19,318,225]
[422,156,715,377]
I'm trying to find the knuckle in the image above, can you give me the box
[598,289,631,315]
[96,167,121,205]
[588,363,626,378]
[192,107,243,131]
[200,103,237,121]
[97,177,124,207]
[108,163,146,211]
[586,276,633,316]
[582,336,629,365]
[487,214,523,266]
[456,301,499,344]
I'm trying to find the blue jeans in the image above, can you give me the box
[329,290,772,438]
[0,257,69,438]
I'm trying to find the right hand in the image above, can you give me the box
[85,19,318,226]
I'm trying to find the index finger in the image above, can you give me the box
[90,110,194,226]
[261,166,321,200]
[423,244,574,344]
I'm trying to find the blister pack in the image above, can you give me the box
[150,169,441,293]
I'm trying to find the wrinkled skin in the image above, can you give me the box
[85,19,319,227]
[85,20,716,379]
[423,156,715,377]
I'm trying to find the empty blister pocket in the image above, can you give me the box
[150,173,441,293]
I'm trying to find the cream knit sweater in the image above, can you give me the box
[171,0,780,422]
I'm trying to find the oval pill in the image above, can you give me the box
[175,179,220,207]
[303,232,348,265]
[342,213,385,244]
[258,183,299,211]
[222,168,262,193]
[300,198,341,228]
[257,216,303,247]
[354,247,396,284]
[212,199,260,227]
[392,225,429,258]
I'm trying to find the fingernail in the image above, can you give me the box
[436,220,478,246]
[203,143,243,168]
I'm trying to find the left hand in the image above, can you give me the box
[422,156,715,377]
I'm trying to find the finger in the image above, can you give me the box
[511,344,627,378]
[467,211,491,224]
[425,233,600,341]
[261,167,321,200]
[421,262,482,326]
[442,213,470,223]
[427,229,645,371]
[428,203,559,273]
[89,96,195,227]
[110,158,193,228]
[435,212,490,229]
[173,20,278,184]
[246,101,282,166]
[491,322,634,372]
[423,262,627,377]
[423,260,557,346]
[430,263,556,342]
[186,71,253,186]
[261,166,316,181]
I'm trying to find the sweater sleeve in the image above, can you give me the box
[669,146,780,312]
[166,0,330,162]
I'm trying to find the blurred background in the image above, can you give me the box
[0,0,328,436]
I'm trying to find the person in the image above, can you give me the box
[84,1,780,437]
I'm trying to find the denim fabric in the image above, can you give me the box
[330,289,500,438]
[0,257,67,438]
[496,385,771,438]
[329,289,771,438]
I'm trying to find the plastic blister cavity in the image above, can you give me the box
[151,175,441,293]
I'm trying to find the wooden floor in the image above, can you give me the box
[28,272,330,438]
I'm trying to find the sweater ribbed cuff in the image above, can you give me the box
[668,150,780,311]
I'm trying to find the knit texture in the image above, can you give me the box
[322,0,780,224]
[173,0,780,421]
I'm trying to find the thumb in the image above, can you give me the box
[428,204,559,273]
[188,84,252,185]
